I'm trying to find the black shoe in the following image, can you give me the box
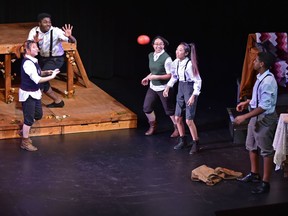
[189,140,199,155]
[47,100,65,108]
[251,181,270,194]
[174,136,190,150]
[237,172,261,183]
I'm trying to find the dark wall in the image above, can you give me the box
[1,0,288,108]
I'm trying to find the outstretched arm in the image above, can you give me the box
[62,24,77,43]
[39,69,61,83]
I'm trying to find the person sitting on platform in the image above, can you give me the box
[19,40,60,151]
[27,12,77,108]
[234,51,278,194]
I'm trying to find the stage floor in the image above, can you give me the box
[1,122,288,216]
[1,76,288,216]
[0,76,137,140]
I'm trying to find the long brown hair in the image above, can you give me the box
[180,42,200,76]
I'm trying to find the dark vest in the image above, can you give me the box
[20,58,41,91]
[148,52,170,86]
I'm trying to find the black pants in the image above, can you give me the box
[38,55,65,92]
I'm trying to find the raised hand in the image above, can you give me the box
[62,24,73,37]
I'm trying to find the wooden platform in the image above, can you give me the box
[0,22,91,103]
[0,78,137,140]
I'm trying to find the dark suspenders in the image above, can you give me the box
[176,59,190,81]
[49,29,53,57]
[256,74,272,107]
[36,29,53,57]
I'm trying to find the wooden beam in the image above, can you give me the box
[74,50,91,87]
[4,54,11,103]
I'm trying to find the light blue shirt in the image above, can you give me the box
[249,70,278,114]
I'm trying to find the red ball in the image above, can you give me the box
[137,35,150,45]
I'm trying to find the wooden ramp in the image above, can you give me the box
[0,78,137,140]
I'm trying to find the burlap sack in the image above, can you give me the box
[191,165,222,186]
[191,165,243,186]
[214,167,243,179]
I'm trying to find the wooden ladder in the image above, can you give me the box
[62,42,91,98]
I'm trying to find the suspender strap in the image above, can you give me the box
[176,60,190,81]
[36,30,40,49]
[49,29,53,57]
[256,74,271,107]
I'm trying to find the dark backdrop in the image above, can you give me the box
[1,0,288,110]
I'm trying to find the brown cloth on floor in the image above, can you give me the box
[191,165,243,186]
[214,167,243,179]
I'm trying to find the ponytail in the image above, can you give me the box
[189,43,200,76]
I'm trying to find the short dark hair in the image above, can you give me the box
[151,35,169,46]
[37,13,51,22]
[23,40,36,54]
[258,51,276,69]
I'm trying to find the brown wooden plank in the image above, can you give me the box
[0,22,37,48]
[66,52,74,98]
[73,50,91,87]
[4,54,11,103]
